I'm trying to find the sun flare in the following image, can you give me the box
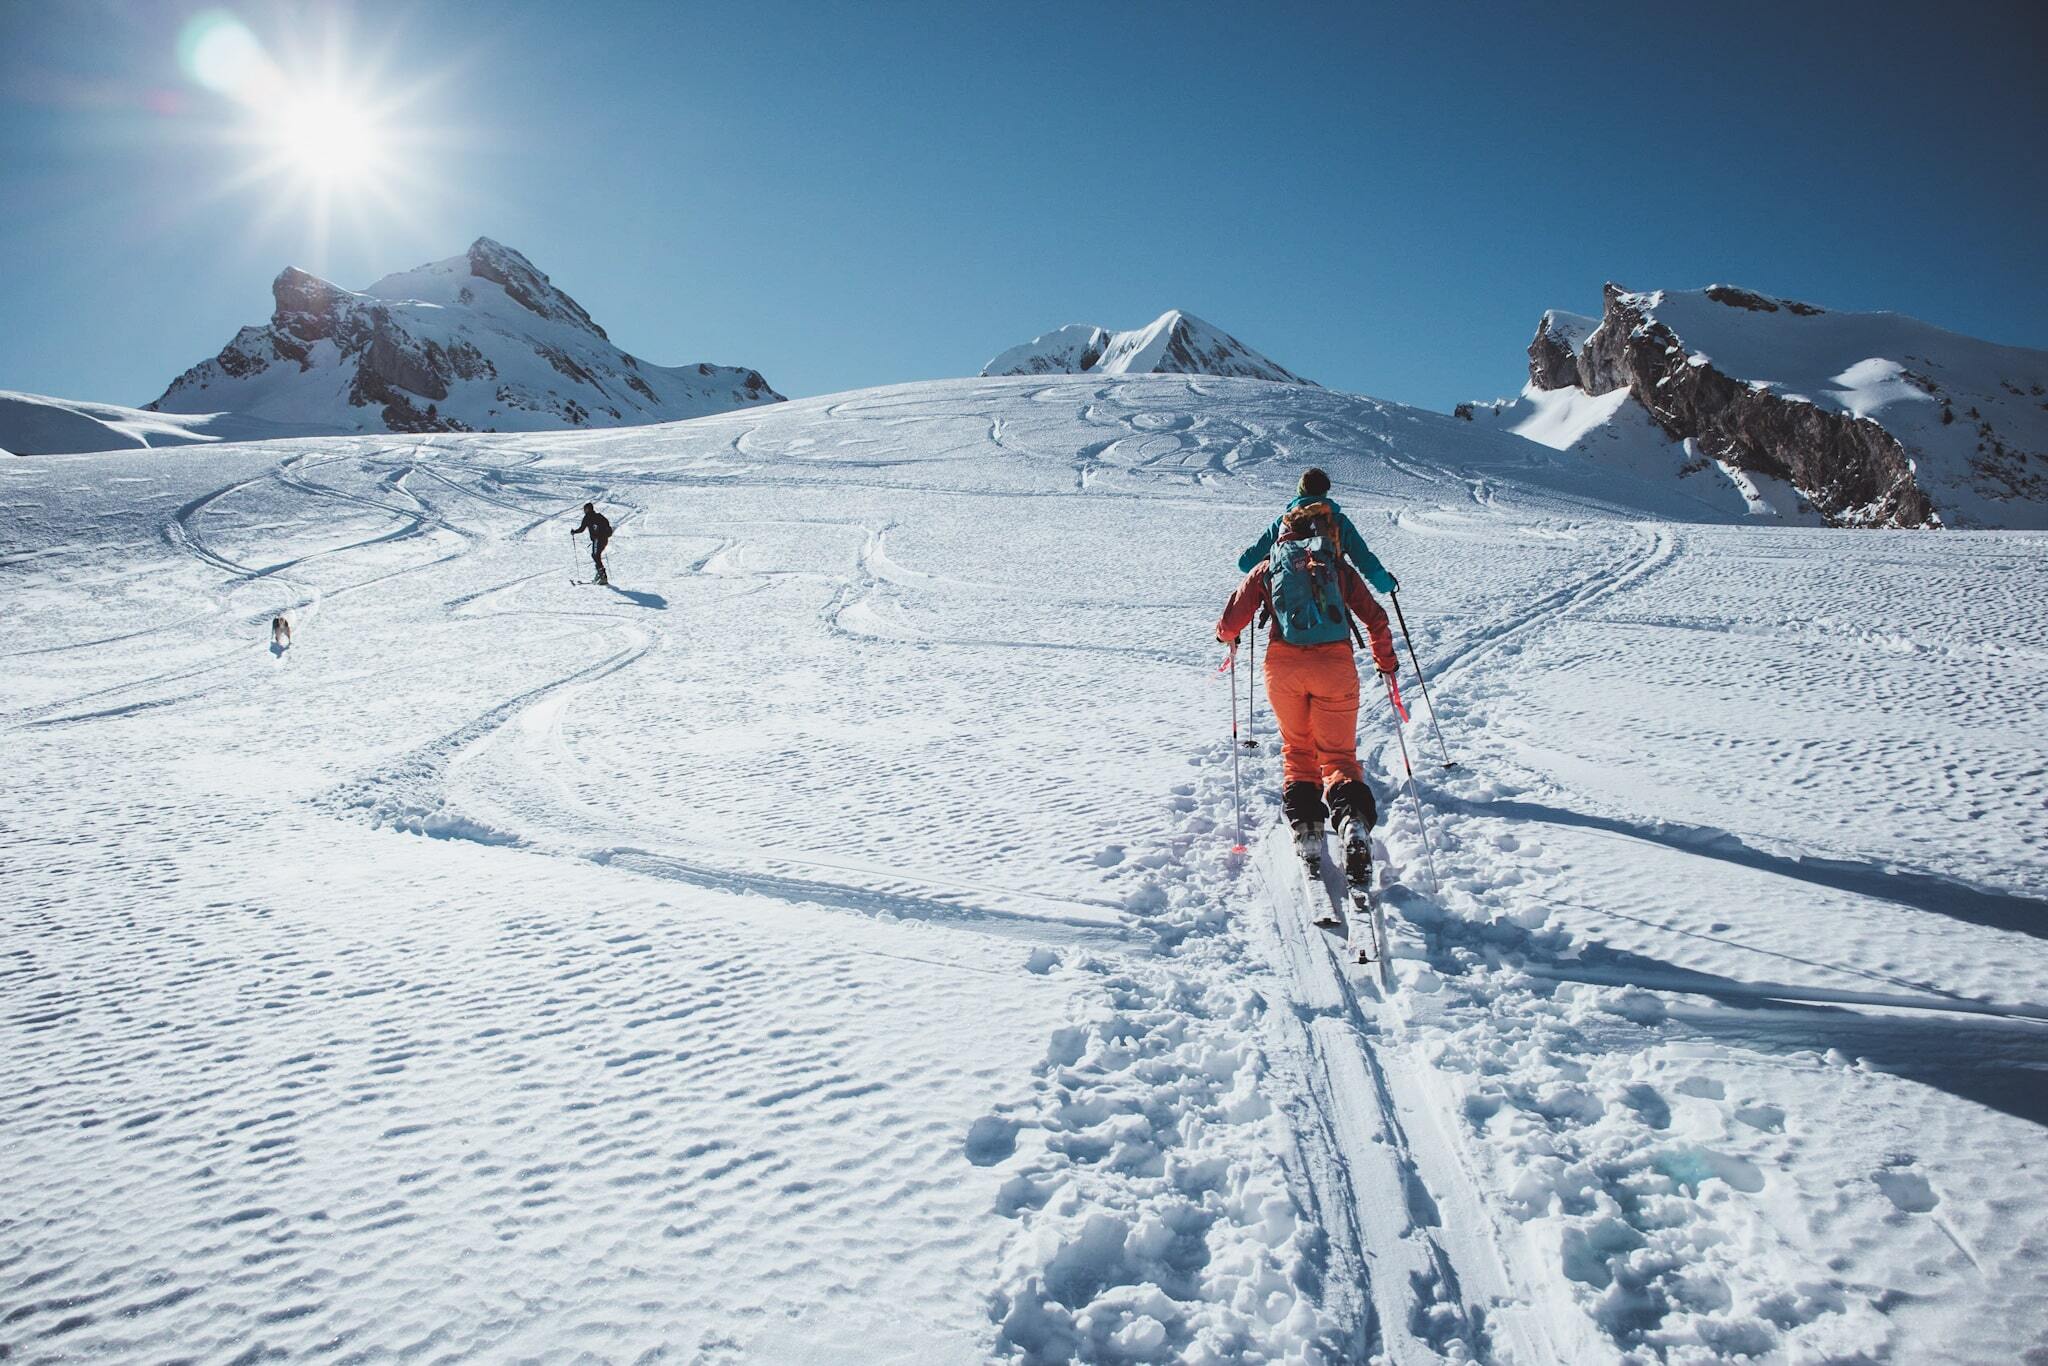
[177,9,443,255]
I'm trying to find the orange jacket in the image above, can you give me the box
[1217,559,1398,676]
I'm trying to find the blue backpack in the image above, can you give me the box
[1267,532,1352,645]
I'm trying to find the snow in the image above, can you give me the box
[1507,383,1635,450]
[1539,310,1600,356]
[3,373,2044,1361]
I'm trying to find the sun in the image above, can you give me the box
[270,90,385,189]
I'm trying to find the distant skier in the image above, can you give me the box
[1217,499,1400,880]
[571,502,612,585]
[1238,467,1397,594]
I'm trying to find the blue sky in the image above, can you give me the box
[3,1,2044,412]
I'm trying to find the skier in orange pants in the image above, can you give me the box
[1216,497,1399,879]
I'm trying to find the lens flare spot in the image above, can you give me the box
[178,11,275,101]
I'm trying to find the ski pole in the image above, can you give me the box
[1243,625,1259,748]
[1384,672,1443,898]
[1390,590,1454,769]
[1226,642,1246,852]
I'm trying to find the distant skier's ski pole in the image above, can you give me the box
[1226,643,1246,852]
[1384,673,1443,897]
[1390,590,1455,769]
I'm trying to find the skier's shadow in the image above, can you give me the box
[607,586,667,610]
[1429,791,2048,942]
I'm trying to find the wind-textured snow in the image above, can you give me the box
[3,374,2044,1362]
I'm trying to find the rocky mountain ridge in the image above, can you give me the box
[148,237,783,435]
[1470,283,2048,528]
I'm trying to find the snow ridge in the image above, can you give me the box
[0,389,332,457]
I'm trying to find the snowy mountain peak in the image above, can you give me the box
[149,238,782,436]
[350,237,612,341]
[982,310,1310,384]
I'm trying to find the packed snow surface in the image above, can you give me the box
[4,374,2044,1362]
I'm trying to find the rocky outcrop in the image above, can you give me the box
[1548,285,1937,527]
[1527,315,1584,392]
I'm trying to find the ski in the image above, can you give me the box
[1312,878,1343,930]
[1294,827,1343,929]
[1347,838,1395,992]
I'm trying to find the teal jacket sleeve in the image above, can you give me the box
[1338,511,1397,594]
[1236,518,1282,574]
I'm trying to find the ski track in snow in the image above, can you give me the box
[3,375,2045,1362]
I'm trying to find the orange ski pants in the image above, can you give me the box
[1263,638,1363,791]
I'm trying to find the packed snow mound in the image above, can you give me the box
[148,237,784,435]
[1484,283,2048,528]
[982,310,1310,384]
[0,389,335,457]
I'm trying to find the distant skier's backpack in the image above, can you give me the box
[1267,528,1351,646]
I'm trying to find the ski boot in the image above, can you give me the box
[1292,819,1326,875]
[1325,780,1379,888]
[1282,782,1328,876]
[1338,814,1372,885]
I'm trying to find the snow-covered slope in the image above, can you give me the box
[148,237,784,435]
[0,388,337,457]
[4,374,2043,1361]
[1476,284,2048,528]
[982,309,1309,383]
